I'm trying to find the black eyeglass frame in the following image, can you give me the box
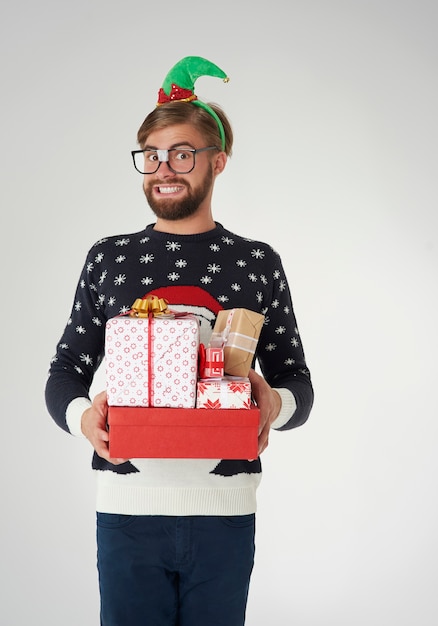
[131,146,220,175]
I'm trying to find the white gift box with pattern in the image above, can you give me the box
[196,377,252,410]
[105,314,199,408]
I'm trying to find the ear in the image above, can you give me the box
[213,151,227,176]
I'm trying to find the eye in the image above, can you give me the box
[174,150,192,161]
[145,151,159,162]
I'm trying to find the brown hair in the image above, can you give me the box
[136,101,233,157]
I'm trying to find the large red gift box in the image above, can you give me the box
[108,405,260,459]
[105,313,199,408]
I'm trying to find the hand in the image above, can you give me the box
[81,390,127,464]
[248,369,282,455]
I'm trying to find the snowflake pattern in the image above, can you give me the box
[114,274,126,286]
[140,254,155,264]
[166,241,182,252]
[251,248,265,259]
[49,224,311,441]
[80,353,93,366]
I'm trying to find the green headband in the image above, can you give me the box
[156,56,229,151]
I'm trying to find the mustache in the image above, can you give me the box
[147,176,188,188]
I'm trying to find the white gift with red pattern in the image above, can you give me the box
[105,315,199,408]
[196,377,252,410]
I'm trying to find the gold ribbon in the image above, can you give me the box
[129,295,170,318]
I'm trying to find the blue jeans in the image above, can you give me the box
[97,513,255,626]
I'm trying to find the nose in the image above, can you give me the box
[155,159,176,177]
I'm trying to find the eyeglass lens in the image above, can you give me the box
[134,149,195,174]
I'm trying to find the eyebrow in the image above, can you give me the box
[143,142,196,151]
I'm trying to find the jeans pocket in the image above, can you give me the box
[96,512,136,529]
[220,513,255,529]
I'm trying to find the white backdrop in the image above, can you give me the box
[1,1,437,624]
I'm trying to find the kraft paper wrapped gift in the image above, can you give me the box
[209,308,265,377]
[108,405,260,459]
[105,313,199,408]
[196,377,252,410]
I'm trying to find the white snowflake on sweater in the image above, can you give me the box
[140,254,154,264]
[114,274,126,286]
[251,248,265,259]
[166,241,181,251]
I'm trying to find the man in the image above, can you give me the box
[45,56,314,626]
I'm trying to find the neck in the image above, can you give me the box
[153,211,216,235]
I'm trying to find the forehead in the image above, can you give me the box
[145,123,205,148]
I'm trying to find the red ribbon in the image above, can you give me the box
[198,343,206,378]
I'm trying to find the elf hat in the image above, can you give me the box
[156,56,229,151]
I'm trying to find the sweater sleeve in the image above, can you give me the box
[45,247,107,433]
[255,251,314,430]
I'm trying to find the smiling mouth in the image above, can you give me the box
[156,185,184,194]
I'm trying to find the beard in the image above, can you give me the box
[144,166,214,221]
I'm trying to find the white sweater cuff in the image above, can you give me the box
[271,388,297,430]
[66,397,92,438]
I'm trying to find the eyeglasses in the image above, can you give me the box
[131,146,219,175]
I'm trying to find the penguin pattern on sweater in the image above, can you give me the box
[46,223,313,515]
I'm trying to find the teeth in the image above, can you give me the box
[158,186,181,194]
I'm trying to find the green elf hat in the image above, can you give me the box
[156,56,229,151]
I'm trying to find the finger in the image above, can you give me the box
[258,424,270,455]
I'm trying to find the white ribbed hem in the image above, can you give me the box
[271,388,297,429]
[96,486,258,516]
[66,397,92,437]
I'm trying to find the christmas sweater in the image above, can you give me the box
[45,223,313,516]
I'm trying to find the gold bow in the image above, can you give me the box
[129,295,170,318]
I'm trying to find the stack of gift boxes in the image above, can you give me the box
[105,297,264,459]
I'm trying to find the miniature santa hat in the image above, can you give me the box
[143,285,223,345]
[156,56,229,151]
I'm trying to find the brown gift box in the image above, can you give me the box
[209,309,265,377]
